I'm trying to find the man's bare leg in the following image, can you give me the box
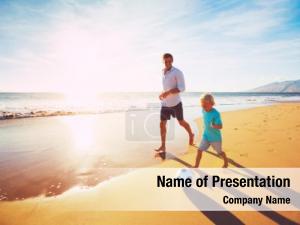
[219,152,229,168]
[155,120,167,152]
[194,150,203,168]
[178,120,194,145]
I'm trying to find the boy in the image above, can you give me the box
[194,93,228,168]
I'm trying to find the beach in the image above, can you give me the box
[0,103,300,224]
[2,0,300,223]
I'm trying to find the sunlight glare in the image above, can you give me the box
[62,116,96,154]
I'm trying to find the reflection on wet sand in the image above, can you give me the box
[0,113,187,201]
[0,144,128,201]
[0,115,130,201]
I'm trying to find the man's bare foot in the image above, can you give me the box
[189,133,194,145]
[154,146,166,153]
[222,162,228,168]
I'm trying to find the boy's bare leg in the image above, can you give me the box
[194,150,203,168]
[178,120,194,145]
[219,152,229,168]
[155,120,167,152]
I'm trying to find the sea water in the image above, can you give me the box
[1,92,299,120]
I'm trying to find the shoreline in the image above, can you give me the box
[0,103,300,224]
[0,99,298,123]
[0,103,261,121]
[1,96,299,121]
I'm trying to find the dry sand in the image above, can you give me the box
[0,103,300,225]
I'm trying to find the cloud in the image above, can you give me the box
[0,0,299,92]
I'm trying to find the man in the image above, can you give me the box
[156,53,194,153]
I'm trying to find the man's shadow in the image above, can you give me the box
[162,151,299,225]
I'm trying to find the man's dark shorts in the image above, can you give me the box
[160,102,184,121]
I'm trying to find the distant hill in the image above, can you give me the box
[249,79,300,92]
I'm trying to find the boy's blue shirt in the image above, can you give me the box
[202,108,222,142]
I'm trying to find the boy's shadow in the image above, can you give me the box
[163,151,299,225]
[205,150,300,209]
[183,186,245,225]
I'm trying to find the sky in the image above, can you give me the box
[0,0,299,92]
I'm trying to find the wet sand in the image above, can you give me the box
[0,111,192,201]
[0,103,300,224]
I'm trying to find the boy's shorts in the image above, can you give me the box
[198,139,223,154]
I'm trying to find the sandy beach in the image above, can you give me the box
[0,103,300,225]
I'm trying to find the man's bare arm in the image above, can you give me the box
[159,88,181,99]
[166,88,180,95]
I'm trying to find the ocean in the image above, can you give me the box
[1,92,300,120]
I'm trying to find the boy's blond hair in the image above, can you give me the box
[200,93,215,105]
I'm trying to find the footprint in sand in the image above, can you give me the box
[239,153,248,157]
